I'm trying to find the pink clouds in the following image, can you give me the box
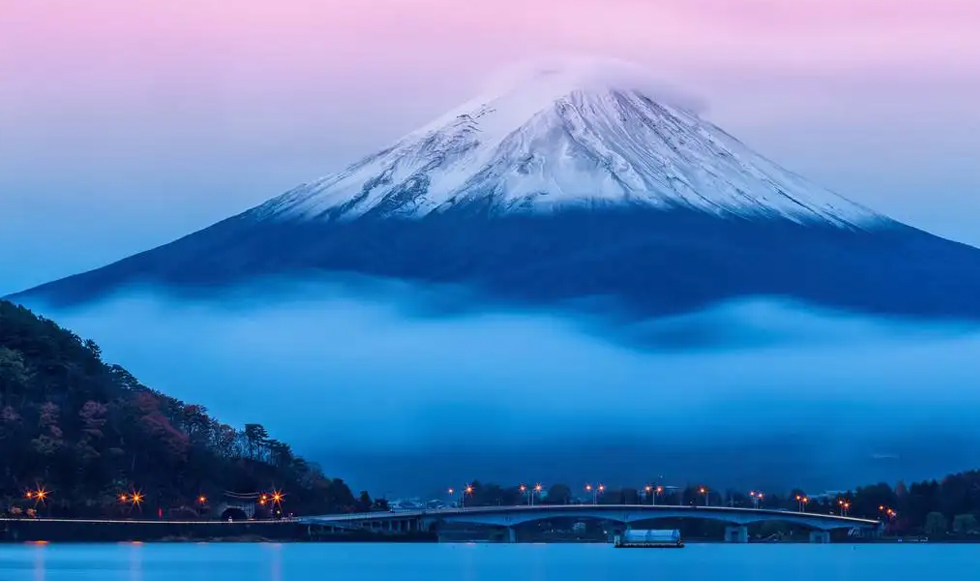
[4,0,977,85]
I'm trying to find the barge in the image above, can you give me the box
[613,529,684,548]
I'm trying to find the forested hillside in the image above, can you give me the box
[0,300,364,518]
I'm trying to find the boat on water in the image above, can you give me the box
[613,529,684,548]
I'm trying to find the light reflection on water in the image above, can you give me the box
[2,542,979,581]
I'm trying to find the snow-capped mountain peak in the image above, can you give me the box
[255,57,880,226]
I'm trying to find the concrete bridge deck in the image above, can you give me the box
[300,504,881,543]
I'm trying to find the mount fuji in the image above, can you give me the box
[10,58,980,493]
[10,58,980,325]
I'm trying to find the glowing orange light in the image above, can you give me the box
[25,491,34,499]
[585,484,592,491]
[120,494,128,502]
[699,487,707,494]
[35,489,48,501]
[645,485,652,492]
[534,484,542,492]
[198,495,207,503]
[598,484,605,491]
[656,486,664,494]
[131,492,143,504]
[519,484,526,492]
[259,499,267,505]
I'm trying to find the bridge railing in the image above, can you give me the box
[301,504,880,527]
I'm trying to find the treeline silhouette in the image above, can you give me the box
[0,300,378,518]
[454,473,980,538]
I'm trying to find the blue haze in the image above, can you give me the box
[24,279,980,496]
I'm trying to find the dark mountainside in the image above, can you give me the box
[11,207,980,325]
[0,299,373,518]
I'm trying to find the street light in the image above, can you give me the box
[643,485,664,506]
[838,499,851,517]
[585,484,604,505]
[794,495,809,512]
[699,487,709,506]
[749,491,764,509]
[533,484,543,506]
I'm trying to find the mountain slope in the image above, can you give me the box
[9,59,980,323]
[0,299,362,517]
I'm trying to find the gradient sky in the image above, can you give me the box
[2,0,980,294]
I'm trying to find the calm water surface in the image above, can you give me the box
[0,543,976,581]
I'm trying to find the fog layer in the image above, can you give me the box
[25,279,980,497]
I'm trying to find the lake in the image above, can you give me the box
[1,542,975,580]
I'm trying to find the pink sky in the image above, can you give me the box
[2,0,979,291]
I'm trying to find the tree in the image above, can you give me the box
[924,511,948,538]
[357,491,372,512]
[243,423,269,460]
[0,347,32,405]
[546,484,572,505]
[953,514,978,535]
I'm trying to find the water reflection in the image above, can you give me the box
[128,543,142,581]
[33,543,45,581]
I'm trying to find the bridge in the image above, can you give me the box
[300,504,882,543]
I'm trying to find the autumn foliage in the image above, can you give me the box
[1,300,361,517]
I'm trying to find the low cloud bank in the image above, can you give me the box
[28,278,980,495]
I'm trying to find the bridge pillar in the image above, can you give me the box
[506,527,517,543]
[724,526,748,543]
[809,531,830,544]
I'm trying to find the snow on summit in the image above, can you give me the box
[255,57,881,227]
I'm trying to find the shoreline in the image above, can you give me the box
[0,518,436,544]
